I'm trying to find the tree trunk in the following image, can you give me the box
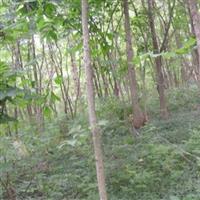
[147,0,169,119]
[81,1,108,200]
[123,0,146,128]
[31,35,44,131]
[187,0,200,77]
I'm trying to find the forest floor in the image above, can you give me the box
[1,87,200,200]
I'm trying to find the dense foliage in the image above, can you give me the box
[1,0,200,199]
[0,87,200,199]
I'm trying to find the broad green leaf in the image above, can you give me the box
[43,106,52,118]
[54,75,63,85]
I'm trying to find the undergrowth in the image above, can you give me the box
[1,87,200,200]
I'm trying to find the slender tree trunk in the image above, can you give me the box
[12,42,20,135]
[108,52,120,97]
[174,30,187,84]
[68,38,81,116]
[81,1,108,200]
[187,0,200,78]
[147,0,169,119]
[31,35,44,130]
[101,72,109,97]
[93,63,103,97]
[123,0,146,128]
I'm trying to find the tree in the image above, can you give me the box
[147,0,169,119]
[123,0,146,128]
[81,0,108,199]
[187,0,200,78]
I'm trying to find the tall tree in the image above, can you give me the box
[187,0,200,78]
[147,0,169,119]
[123,0,146,128]
[81,0,108,199]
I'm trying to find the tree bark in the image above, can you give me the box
[123,0,146,128]
[187,0,200,77]
[147,0,169,119]
[81,1,108,200]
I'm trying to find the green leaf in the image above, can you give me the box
[54,75,63,85]
[46,29,57,41]
[163,51,177,59]
[43,106,52,118]
[175,48,188,55]
[0,61,8,75]
[133,56,141,65]
[44,2,56,17]
[176,37,196,55]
